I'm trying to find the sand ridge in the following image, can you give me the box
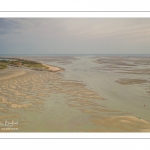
[0,56,150,132]
[0,68,107,131]
[89,115,150,132]
[42,63,64,72]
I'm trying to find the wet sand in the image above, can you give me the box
[116,78,148,85]
[0,55,150,132]
[0,68,26,81]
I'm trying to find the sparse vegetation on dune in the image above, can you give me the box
[20,60,49,70]
[0,58,55,71]
[0,59,8,69]
[0,63,7,70]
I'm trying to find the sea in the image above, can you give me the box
[0,54,150,132]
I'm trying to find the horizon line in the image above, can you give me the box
[1,53,150,55]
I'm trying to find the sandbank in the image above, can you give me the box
[42,63,64,72]
[0,68,26,81]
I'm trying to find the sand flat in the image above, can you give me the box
[115,78,148,85]
[90,115,150,132]
[0,68,26,81]
[0,55,150,132]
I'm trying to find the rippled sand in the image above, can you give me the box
[0,67,107,131]
[116,78,148,85]
[0,56,150,132]
[90,115,150,132]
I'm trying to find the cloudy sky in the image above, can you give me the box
[0,18,150,54]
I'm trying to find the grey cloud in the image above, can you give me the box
[0,18,21,35]
[0,18,150,54]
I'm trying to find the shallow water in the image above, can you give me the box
[0,55,150,132]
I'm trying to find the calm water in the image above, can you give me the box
[0,55,150,132]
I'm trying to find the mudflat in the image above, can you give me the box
[0,55,150,132]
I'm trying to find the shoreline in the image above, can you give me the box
[42,63,65,72]
[0,57,65,72]
[1,55,150,132]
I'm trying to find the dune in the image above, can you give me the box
[42,63,64,72]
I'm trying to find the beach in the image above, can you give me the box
[0,55,150,132]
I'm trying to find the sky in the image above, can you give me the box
[0,18,150,54]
